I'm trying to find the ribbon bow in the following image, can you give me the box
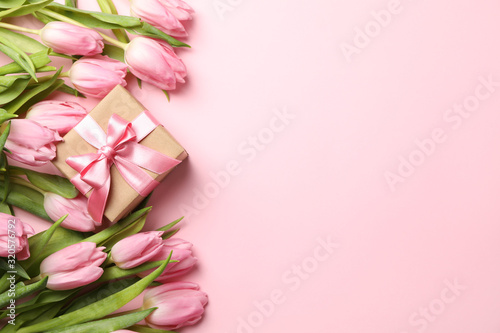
[66,111,181,223]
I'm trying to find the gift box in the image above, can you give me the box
[52,85,188,223]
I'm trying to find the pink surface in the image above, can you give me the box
[5,0,500,332]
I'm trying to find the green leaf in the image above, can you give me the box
[129,325,177,333]
[101,215,147,250]
[64,0,76,7]
[0,277,47,308]
[0,75,31,94]
[0,259,8,272]
[127,22,190,48]
[45,4,141,29]
[22,215,66,272]
[3,289,76,319]
[0,182,50,220]
[102,44,124,62]
[13,261,30,279]
[45,309,155,333]
[82,207,152,246]
[57,84,85,97]
[156,216,184,233]
[36,65,57,72]
[0,0,26,8]
[19,169,78,198]
[0,259,30,280]
[97,260,166,283]
[14,302,66,331]
[14,78,64,115]
[17,289,73,312]
[0,121,10,151]
[3,68,62,114]
[0,201,11,214]
[0,28,47,54]
[0,39,37,81]
[0,152,7,171]
[0,49,51,76]
[162,228,179,239]
[0,77,30,105]
[1,156,10,204]
[17,258,172,333]
[0,0,53,18]
[0,272,9,294]
[63,277,140,314]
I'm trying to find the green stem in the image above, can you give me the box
[0,22,40,35]
[37,8,128,49]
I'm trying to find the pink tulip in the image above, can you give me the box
[0,213,34,261]
[143,282,208,330]
[40,21,104,56]
[125,37,186,91]
[111,231,164,269]
[111,331,137,333]
[44,193,99,232]
[137,238,197,282]
[69,55,128,98]
[5,119,62,167]
[130,0,194,37]
[40,242,107,290]
[25,101,88,135]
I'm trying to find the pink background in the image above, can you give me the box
[4,0,500,332]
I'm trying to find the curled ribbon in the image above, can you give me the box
[66,111,181,223]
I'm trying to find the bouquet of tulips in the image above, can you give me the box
[0,0,208,332]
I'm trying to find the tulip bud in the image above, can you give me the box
[125,37,186,91]
[26,101,88,135]
[44,193,99,232]
[5,119,62,167]
[137,238,197,282]
[40,21,104,56]
[0,213,35,261]
[143,282,208,330]
[69,55,128,99]
[130,0,194,37]
[40,242,107,290]
[110,231,164,269]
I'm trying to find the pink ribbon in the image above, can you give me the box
[66,111,181,223]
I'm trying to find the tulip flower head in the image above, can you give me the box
[111,231,165,269]
[26,100,88,135]
[125,37,187,91]
[143,282,208,330]
[137,238,197,282]
[40,242,107,290]
[4,119,62,167]
[40,21,104,56]
[44,193,99,232]
[130,0,194,37]
[69,55,128,98]
[0,214,34,261]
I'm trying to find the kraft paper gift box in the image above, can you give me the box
[52,85,188,223]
